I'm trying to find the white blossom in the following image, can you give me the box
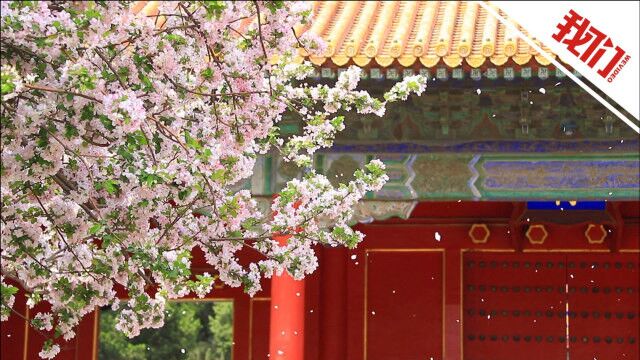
[0,2,426,358]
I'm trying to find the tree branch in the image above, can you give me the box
[253,0,274,96]
[24,84,100,103]
[164,75,266,98]
[94,48,127,89]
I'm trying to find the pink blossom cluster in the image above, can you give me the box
[0,1,426,357]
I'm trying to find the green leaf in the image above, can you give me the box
[184,131,201,150]
[80,103,95,121]
[165,33,187,46]
[178,188,191,201]
[265,1,285,14]
[1,284,19,298]
[96,179,120,196]
[203,1,227,19]
[102,234,115,248]
[64,123,79,139]
[98,115,114,131]
[0,82,15,95]
[211,169,225,182]
[200,68,214,80]
[330,115,344,129]
[89,223,103,235]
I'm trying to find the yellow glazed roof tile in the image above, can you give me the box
[296,0,557,68]
[135,1,557,69]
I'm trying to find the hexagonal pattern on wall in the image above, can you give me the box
[526,224,548,245]
[585,224,607,244]
[468,224,490,244]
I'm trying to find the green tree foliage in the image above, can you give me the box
[209,302,233,360]
[99,301,232,360]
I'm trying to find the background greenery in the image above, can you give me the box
[99,301,233,360]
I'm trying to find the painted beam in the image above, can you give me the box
[248,153,640,201]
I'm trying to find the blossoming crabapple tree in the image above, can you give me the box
[0,1,426,358]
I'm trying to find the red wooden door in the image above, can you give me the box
[463,252,640,360]
[364,250,444,360]
[566,253,639,360]
[463,253,568,360]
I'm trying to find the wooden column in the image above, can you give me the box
[269,235,305,360]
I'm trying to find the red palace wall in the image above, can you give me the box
[2,201,639,360]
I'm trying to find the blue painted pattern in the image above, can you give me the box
[482,160,639,189]
[527,201,606,210]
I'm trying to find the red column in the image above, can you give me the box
[269,235,305,360]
